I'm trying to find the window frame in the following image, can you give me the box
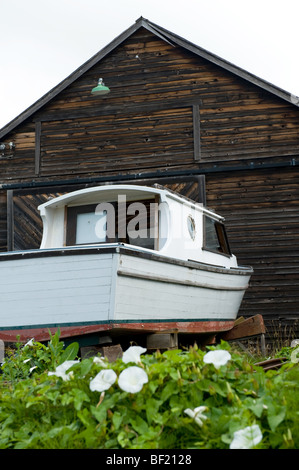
[66,203,111,246]
[65,197,159,249]
[203,215,231,257]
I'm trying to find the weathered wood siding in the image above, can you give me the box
[206,167,299,339]
[0,26,298,341]
[0,124,36,181]
[12,192,64,250]
[39,108,194,177]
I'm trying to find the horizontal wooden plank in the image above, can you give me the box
[220,314,265,340]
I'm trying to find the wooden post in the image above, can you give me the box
[35,121,41,175]
[6,190,14,251]
[196,175,206,205]
[146,332,178,350]
[193,105,201,161]
[260,333,266,356]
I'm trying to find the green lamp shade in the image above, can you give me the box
[91,78,110,96]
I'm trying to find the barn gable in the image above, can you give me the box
[0,17,295,139]
[0,17,299,342]
[1,17,298,183]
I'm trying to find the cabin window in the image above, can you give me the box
[66,204,105,245]
[76,211,107,244]
[187,215,196,240]
[203,216,231,256]
[66,198,159,249]
[125,200,157,250]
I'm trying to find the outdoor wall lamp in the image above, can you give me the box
[0,142,15,150]
[91,78,110,96]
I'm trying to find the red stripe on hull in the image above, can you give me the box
[0,320,235,343]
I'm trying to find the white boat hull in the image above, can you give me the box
[0,245,252,343]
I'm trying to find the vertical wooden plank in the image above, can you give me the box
[35,121,41,175]
[6,190,14,251]
[196,175,206,205]
[192,105,200,161]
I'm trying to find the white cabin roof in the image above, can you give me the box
[38,184,223,221]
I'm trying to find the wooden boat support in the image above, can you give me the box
[78,313,267,359]
[219,314,266,356]
[1,315,267,359]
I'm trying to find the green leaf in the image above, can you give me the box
[130,415,149,435]
[91,404,107,424]
[117,430,131,448]
[160,381,178,402]
[72,388,90,411]
[247,398,265,418]
[112,411,123,430]
[146,398,163,424]
[77,408,94,428]
[268,408,286,432]
[79,358,93,377]
[59,342,79,364]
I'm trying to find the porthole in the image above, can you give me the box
[187,215,196,240]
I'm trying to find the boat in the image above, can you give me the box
[0,184,253,347]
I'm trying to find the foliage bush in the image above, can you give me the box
[0,331,298,449]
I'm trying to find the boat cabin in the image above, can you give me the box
[38,184,236,268]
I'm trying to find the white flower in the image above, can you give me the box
[230,424,263,449]
[203,350,231,369]
[24,338,34,347]
[29,366,37,373]
[48,360,79,381]
[118,366,148,393]
[23,358,31,363]
[184,406,208,427]
[89,369,117,392]
[291,346,299,364]
[93,356,108,368]
[122,346,147,364]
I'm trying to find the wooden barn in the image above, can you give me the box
[0,17,298,343]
